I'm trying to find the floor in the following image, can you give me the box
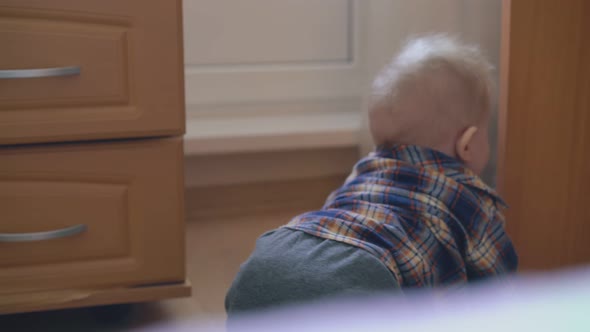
[0,178,340,331]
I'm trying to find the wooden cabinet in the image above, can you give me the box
[499,0,590,270]
[0,139,185,294]
[0,0,188,314]
[0,1,185,144]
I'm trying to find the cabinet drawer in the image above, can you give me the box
[0,1,184,144]
[0,138,185,294]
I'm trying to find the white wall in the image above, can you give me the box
[182,0,502,185]
[183,0,365,118]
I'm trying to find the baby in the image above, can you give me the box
[225,35,518,314]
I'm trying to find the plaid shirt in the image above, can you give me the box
[285,145,518,288]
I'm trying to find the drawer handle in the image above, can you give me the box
[0,224,87,243]
[0,66,81,79]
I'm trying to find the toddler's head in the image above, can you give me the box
[369,35,495,174]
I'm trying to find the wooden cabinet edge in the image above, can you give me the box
[0,280,191,315]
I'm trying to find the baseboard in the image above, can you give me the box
[184,146,358,187]
[185,175,347,222]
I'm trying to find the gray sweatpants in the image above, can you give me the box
[225,228,399,315]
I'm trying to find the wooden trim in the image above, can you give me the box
[185,175,346,222]
[0,280,191,315]
[497,0,511,195]
[176,0,187,134]
[184,147,358,187]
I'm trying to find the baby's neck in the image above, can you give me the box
[429,143,456,159]
[405,140,457,159]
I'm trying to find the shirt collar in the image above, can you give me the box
[374,144,507,207]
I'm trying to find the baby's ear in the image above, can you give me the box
[455,126,478,163]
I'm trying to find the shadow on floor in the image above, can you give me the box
[0,303,176,332]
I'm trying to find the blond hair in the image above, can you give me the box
[369,34,495,147]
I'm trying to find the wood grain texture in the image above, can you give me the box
[0,0,185,145]
[499,0,590,270]
[0,138,186,294]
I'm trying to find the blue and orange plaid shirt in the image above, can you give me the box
[285,145,518,288]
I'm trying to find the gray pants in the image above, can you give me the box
[225,228,399,315]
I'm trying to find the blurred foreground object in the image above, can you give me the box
[137,267,590,332]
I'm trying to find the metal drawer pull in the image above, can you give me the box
[0,66,81,79]
[0,224,87,243]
